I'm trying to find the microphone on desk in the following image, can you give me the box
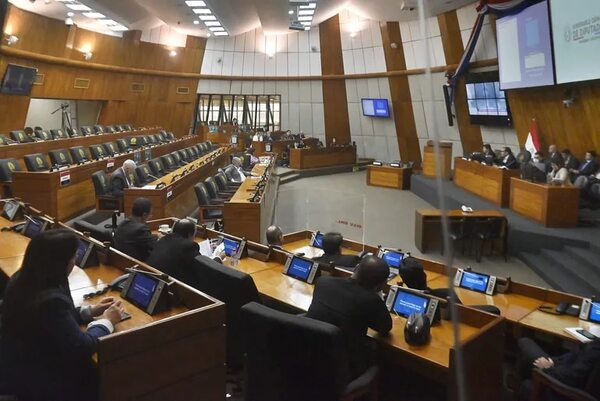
[147,173,161,181]
[125,266,170,281]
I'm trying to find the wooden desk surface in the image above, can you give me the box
[416,208,505,218]
[226,160,270,204]
[518,309,600,341]
[283,238,360,257]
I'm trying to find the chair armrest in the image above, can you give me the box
[530,369,596,401]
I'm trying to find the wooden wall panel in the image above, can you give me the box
[438,11,483,154]
[381,22,422,166]
[319,15,351,145]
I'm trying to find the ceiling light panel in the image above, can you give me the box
[185,1,206,6]
[289,2,318,31]
[185,0,227,36]
[193,8,212,14]
[199,15,216,21]
[65,3,92,11]
[213,32,228,36]
[298,9,314,15]
[82,12,106,19]
[204,21,221,26]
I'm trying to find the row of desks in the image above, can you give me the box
[289,145,357,170]
[0,214,226,401]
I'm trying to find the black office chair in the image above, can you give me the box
[148,158,166,178]
[155,133,168,143]
[33,126,43,133]
[123,124,133,131]
[135,164,153,185]
[35,130,52,141]
[69,146,90,164]
[517,149,532,165]
[188,256,261,369]
[80,126,93,136]
[444,218,477,257]
[188,146,199,160]
[10,130,33,143]
[48,149,73,167]
[170,151,184,166]
[165,132,175,140]
[50,129,68,140]
[116,139,130,153]
[89,144,107,160]
[224,165,239,183]
[104,126,116,134]
[475,217,508,263]
[91,171,123,211]
[128,137,141,149]
[0,158,21,182]
[177,149,191,163]
[160,155,177,172]
[145,135,157,145]
[529,364,600,401]
[66,127,80,137]
[0,135,15,145]
[204,176,233,200]
[103,142,118,156]
[93,125,104,135]
[241,302,379,401]
[24,153,50,172]
[194,183,223,224]
[215,172,240,192]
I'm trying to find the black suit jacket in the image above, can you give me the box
[499,154,519,169]
[146,234,200,283]
[109,168,129,197]
[564,155,579,171]
[578,160,599,176]
[547,339,600,388]
[113,219,157,261]
[313,253,361,268]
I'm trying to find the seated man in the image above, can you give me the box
[306,255,392,377]
[113,197,157,262]
[228,157,246,183]
[496,147,519,169]
[313,232,362,268]
[546,144,564,172]
[110,159,137,198]
[265,225,283,248]
[572,151,599,183]
[516,337,600,401]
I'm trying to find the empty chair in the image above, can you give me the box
[24,153,50,172]
[165,131,175,140]
[93,125,104,134]
[177,149,190,163]
[193,144,203,156]
[132,136,147,148]
[69,146,90,164]
[50,129,68,140]
[199,143,209,154]
[66,127,80,137]
[155,132,168,143]
[241,302,379,401]
[135,164,154,185]
[80,126,93,136]
[10,130,33,143]
[118,125,129,132]
[0,158,21,182]
[116,138,130,153]
[148,158,166,178]
[106,126,117,133]
[34,126,44,133]
[215,172,240,193]
[475,217,508,263]
[91,170,122,211]
[187,146,199,160]
[48,149,73,167]
[194,183,223,224]
[89,144,107,160]
[103,142,118,156]
[170,151,184,166]
[204,176,232,200]
[160,154,177,172]
[0,135,15,145]
[145,135,157,145]
[445,218,477,257]
[34,130,52,141]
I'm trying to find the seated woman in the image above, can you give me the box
[547,161,570,185]
[496,147,519,169]
[0,229,126,401]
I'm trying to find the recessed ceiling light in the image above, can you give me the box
[169,50,177,57]
[213,32,228,36]
[209,27,224,31]
[110,25,128,32]
[193,8,212,14]
[298,16,313,21]
[65,3,92,11]
[299,3,317,8]
[300,21,311,25]
[204,21,221,26]
[185,1,206,6]
[67,11,74,17]
[206,33,211,37]
[199,15,216,20]
[82,12,106,19]
[289,9,294,14]
[99,19,119,26]
[298,9,314,15]
[193,20,200,25]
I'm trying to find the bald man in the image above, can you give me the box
[306,255,392,377]
[265,225,283,248]
[229,157,246,183]
[110,159,137,197]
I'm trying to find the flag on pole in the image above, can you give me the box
[524,118,540,155]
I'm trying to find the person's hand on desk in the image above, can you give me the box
[533,357,554,370]
[90,297,117,317]
[102,301,127,325]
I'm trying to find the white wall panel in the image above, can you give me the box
[360,26,373,48]
[372,47,386,73]
[298,31,310,52]
[288,33,298,52]
[253,81,264,95]
[224,36,235,52]
[288,53,299,76]
[255,30,266,53]
[253,53,265,77]
[309,53,321,76]
[241,81,253,94]
[242,53,255,76]
[299,54,311,75]
[400,22,411,42]
[343,50,355,74]
[230,80,242,94]
[201,50,213,74]
[244,30,256,52]
[276,34,288,53]
[345,80,358,103]
[312,104,325,136]
[276,81,289,100]
[234,35,245,52]
[213,37,225,51]
[288,81,299,103]
[232,52,244,75]
[298,82,312,103]
[288,103,300,132]
[299,104,313,133]
[276,53,287,76]
[363,48,376,73]
[371,21,383,46]
[311,81,323,103]
[309,28,320,50]
[221,51,234,76]
[352,49,366,73]
[348,103,362,136]
[265,54,277,75]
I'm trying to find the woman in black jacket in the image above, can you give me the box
[0,229,125,401]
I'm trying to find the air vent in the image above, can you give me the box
[131,83,145,93]
[74,78,90,89]
[176,86,190,95]
[33,73,45,86]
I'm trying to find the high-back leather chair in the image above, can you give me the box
[187,146,199,160]
[104,126,116,134]
[35,130,52,141]
[148,158,166,178]
[241,302,379,401]
[155,133,168,143]
[135,164,153,185]
[24,153,50,172]
[93,125,104,134]
[48,149,73,167]
[204,176,232,200]
[91,171,122,211]
[0,158,21,182]
[215,172,238,193]
[123,124,133,131]
[170,151,183,166]
[165,132,175,140]
[116,139,130,153]
[177,149,191,163]
[50,129,68,140]
[529,363,600,401]
[67,128,80,137]
[70,146,90,164]
[89,144,107,160]
[80,126,93,136]
[10,130,33,143]
[0,135,14,145]
[160,154,176,172]
[128,137,141,149]
[145,135,157,145]
[103,142,118,156]
[194,183,223,223]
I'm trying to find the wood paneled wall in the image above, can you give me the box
[380,22,422,166]
[0,5,205,136]
[319,15,351,146]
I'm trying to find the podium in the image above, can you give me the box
[422,141,452,179]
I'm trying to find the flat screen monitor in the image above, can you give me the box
[361,98,390,118]
[391,290,429,317]
[75,239,94,269]
[124,273,159,310]
[496,1,555,89]
[459,271,490,293]
[550,0,600,84]
[465,71,512,127]
[0,64,38,96]
[283,255,319,284]
[223,237,241,257]
[379,249,405,270]
[22,216,49,238]
[310,231,324,248]
[589,302,600,324]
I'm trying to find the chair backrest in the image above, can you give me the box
[104,126,116,133]
[80,126,93,136]
[0,135,11,145]
[66,127,79,137]
[10,130,31,143]
[24,153,50,172]
[34,130,52,141]
[517,150,532,164]
[241,302,351,401]
[0,158,21,182]
[177,149,190,162]
[135,164,152,185]
[50,129,68,139]
[170,151,183,166]
[145,135,156,144]
[160,154,176,171]
[194,183,212,207]
[48,149,73,166]
[214,174,229,191]
[116,139,129,152]
[204,177,219,199]
[198,143,207,154]
[69,146,89,164]
[103,142,118,156]
[224,165,236,181]
[89,144,107,160]
[91,170,110,196]
[34,126,43,132]
[148,158,165,177]
[187,146,199,159]
[93,125,104,134]
[156,133,167,143]
[189,256,260,368]
[129,136,141,148]
[165,132,175,140]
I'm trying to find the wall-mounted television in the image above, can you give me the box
[465,71,512,127]
[0,64,38,96]
[361,98,390,118]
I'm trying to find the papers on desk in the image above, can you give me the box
[198,239,224,259]
[564,327,600,343]
[198,240,213,257]
[141,185,155,189]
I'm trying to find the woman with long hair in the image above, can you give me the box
[1,229,125,401]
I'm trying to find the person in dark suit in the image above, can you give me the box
[0,229,125,401]
[110,159,137,197]
[497,147,519,169]
[516,337,600,401]
[113,197,157,261]
[561,149,579,171]
[482,144,497,165]
[546,144,564,173]
[265,225,283,248]
[313,232,361,268]
[571,151,599,182]
[306,255,392,377]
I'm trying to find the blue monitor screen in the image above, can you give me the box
[392,291,429,318]
[382,251,404,269]
[75,239,90,267]
[589,302,600,324]
[460,271,490,293]
[287,257,313,281]
[23,217,45,238]
[223,238,240,257]
[126,274,158,309]
[312,233,324,248]
[361,98,390,118]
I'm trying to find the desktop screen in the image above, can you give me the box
[589,302,600,324]
[392,291,429,317]
[23,217,45,238]
[312,232,324,248]
[361,99,390,118]
[75,239,90,267]
[126,274,158,309]
[459,271,490,293]
[287,257,313,281]
[223,238,240,257]
[382,251,404,269]
[496,1,555,89]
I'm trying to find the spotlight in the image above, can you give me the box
[169,50,177,57]
[6,35,19,45]
[193,20,200,25]
[84,51,93,61]
[65,16,74,26]
[289,9,294,15]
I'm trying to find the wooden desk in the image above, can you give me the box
[11,136,203,221]
[289,146,356,170]
[422,141,452,179]
[367,165,412,189]
[509,178,580,227]
[206,131,249,150]
[223,158,277,242]
[124,147,232,219]
[454,158,520,207]
[415,208,506,253]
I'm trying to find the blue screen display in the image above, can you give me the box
[23,218,45,238]
[361,98,390,118]
[127,274,158,309]
[589,302,600,324]
[312,233,324,248]
[75,239,89,267]
[392,291,429,317]
[223,238,240,257]
[460,271,490,293]
[382,251,404,269]
[287,257,313,281]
